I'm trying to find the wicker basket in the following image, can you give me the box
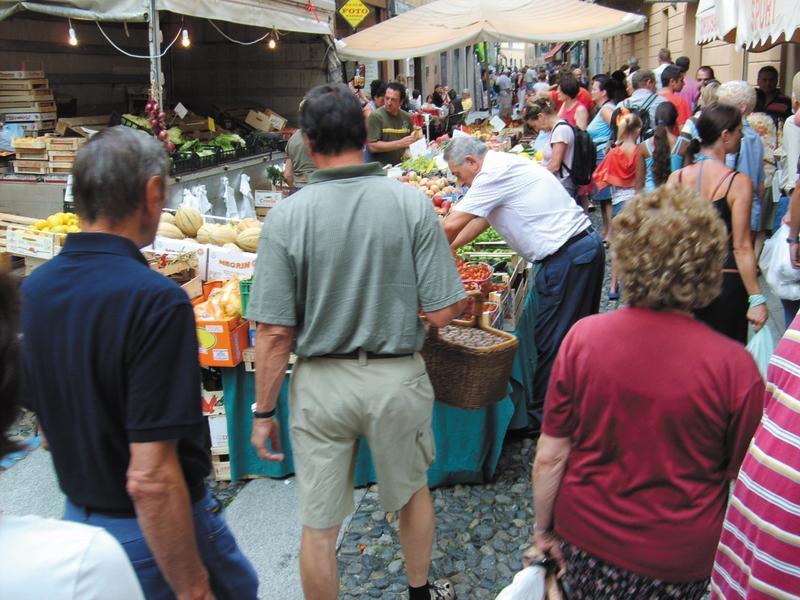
[422,295,518,410]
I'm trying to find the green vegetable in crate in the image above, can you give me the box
[166,127,185,145]
[122,114,153,131]
[211,133,246,152]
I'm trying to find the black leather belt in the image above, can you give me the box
[317,350,413,360]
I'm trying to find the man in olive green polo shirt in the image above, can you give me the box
[284,128,315,190]
[247,83,464,600]
[367,81,415,166]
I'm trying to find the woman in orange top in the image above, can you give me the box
[594,112,645,299]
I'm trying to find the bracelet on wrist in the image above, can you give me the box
[251,403,276,420]
[533,522,551,534]
[748,294,767,309]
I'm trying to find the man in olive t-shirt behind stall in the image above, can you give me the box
[367,81,415,166]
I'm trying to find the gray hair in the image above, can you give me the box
[443,137,488,165]
[73,126,169,225]
[631,69,655,90]
[717,80,757,115]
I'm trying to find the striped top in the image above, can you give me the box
[711,323,800,599]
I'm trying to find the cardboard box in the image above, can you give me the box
[206,246,257,281]
[208,413,229,448]
[196,315,249,368]
[4,112,57,123]
[55,115,110,136]
[211,446,231,481]
[245,110,273,132]
[265,109,288,131]
[202,388,224,416]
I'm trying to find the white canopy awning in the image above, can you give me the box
[695,0,738,45]
[336,0,646,61]
[0,0,334,34]
[735,0,800,51]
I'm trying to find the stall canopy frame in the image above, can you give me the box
[0,0,334,35]
[335,0,646,61]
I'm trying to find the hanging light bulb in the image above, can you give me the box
[181,28,191,48]
[68,19,78,46]
[267,28,279,50]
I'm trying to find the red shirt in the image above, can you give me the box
[660,90,692,127]
[551,87,593,114]
[543,308,764,582]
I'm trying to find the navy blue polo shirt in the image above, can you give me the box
[21,233,209,512]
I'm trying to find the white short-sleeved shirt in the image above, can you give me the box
[0,515,144,600]
[542,120,575,192]
[453,151,589,262]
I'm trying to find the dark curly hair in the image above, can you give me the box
[652,102,678,186]
[0,272,22,459]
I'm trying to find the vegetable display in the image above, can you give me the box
[194,276,243,321]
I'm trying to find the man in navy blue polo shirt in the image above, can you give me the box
[20,126,257,599]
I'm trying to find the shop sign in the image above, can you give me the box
[339,0,371,28]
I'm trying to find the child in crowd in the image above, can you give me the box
[593,112,645,299]
[641,102,682,192]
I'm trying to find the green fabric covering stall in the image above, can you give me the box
[221,286,538,484]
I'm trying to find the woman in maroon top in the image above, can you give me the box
[531,185,764,598]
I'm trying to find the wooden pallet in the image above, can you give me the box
[0,101,56,113]
[12,160,49,175]
[48,161,73,174]
[0,79,49,91]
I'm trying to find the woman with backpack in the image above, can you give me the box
[667,104,768,342]
[593,112,645,299]
[556,73,590,130]
[526,96,577,198]
[640,102,682,192]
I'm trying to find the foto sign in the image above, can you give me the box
[339,0,370,28]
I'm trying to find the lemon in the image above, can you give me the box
[46,214,61,228]
[34,219,48,230]
[66,225,80,233]
[52,225,69,234]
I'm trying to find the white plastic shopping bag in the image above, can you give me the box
[495,565,546,600]
[238,173,256,219]
[746,326,777,379]
[760,224,800,301]
[181,184,212,215]
[221,176,240,220]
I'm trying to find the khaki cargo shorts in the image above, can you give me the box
[289,352,436,529]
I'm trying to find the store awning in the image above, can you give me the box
[336,0,646,61]
[735,0,800,51]
[544,42,566,62]
[695,0,738,45]
[0,0,334,35]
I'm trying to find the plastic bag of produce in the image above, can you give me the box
[746,326,776,379]
[238,173,256,219]
[495,565,546,600]
[760,224,800,300]
[221,176,240,220]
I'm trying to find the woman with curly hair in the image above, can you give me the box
[531,185,764,599]
[668,103,768,342]
[641,102,681,191]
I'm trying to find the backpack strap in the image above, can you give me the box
[640,93,658,113]
[551,121,573,175]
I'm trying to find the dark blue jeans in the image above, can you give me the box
[64,489,258,600]
[530,229,605,429]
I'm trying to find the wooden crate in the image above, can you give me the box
[19,121,55,135]
[0,88,52,100]
[0,101,57,113]
[12,159,49,175]
[12,137,47,149]
[0,212,39,254]
[47,137,86,151]
[211,446,232,481]
[0,79,49,91]
[48,161,73,174]
[48,150,76,161]
[15,147,48,160]
[0,70,45,80]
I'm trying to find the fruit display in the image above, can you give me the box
[438,324,507,348]
[34,212,80,234]
[399,172,461,216]
[458,261,493,288]
[158,210,262,252]
[400,156,440,176]
[194,276,243,321]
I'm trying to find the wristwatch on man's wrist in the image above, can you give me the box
[251,403,276,420]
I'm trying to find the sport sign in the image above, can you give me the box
[339,0,370,28]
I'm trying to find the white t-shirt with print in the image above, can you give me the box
[453,151,589,262]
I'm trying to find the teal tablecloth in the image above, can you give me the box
[222,286,538,485]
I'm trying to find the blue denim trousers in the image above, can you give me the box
[64,489,258,600]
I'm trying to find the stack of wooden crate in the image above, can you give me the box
[0,70,57,137]
[47,137,85,174]
[11,137,49,175]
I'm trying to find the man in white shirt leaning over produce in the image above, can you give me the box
[443,137,605,432]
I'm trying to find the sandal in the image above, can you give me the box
[608,284,620,301]
[430,578,456,600]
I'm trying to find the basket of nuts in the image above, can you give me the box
[422,291,518,410]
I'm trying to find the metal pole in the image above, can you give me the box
[148,0,163,106]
